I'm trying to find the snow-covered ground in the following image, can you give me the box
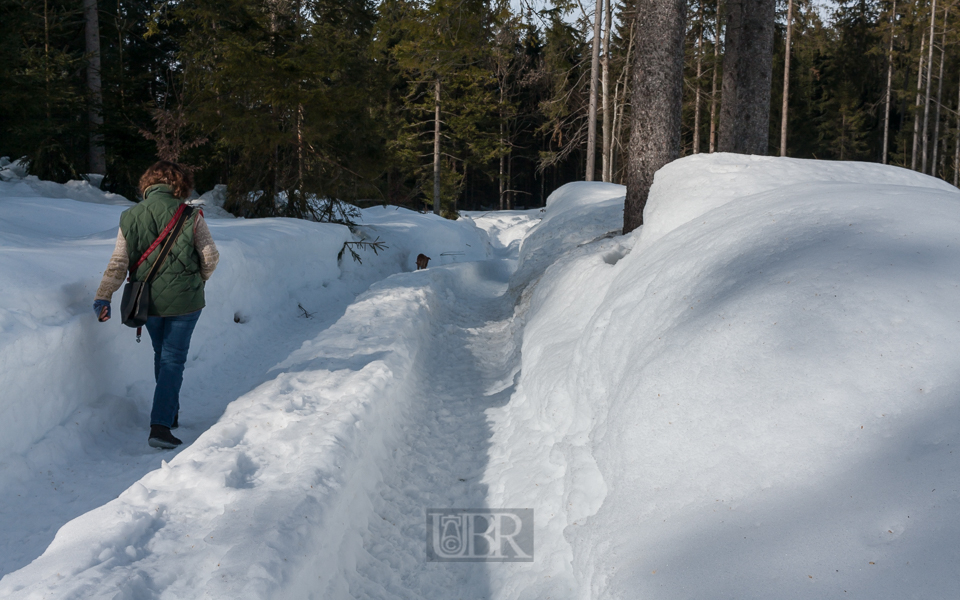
[2,153,960,599]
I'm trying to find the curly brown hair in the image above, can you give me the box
[138,161,195,199]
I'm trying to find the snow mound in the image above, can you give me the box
[0,173,133,206]
[192,184,235,219]
[487,155,960,599]
[356,205,492,273]
[462,209,541,256]
[0,191,352,464]
[511,181,624,292]
[0,269,441,599]
[639,152,957,248]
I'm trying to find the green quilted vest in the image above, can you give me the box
[119,184,205,317]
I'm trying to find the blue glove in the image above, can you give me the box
[94,299,111,321]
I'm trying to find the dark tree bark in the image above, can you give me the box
[84,0,106,175]
[623,0,686,234]
[717,0,775,155]
[433,79,441,215]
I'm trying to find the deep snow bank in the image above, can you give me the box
[0,268,446,599]
[510,182,624,292]
[638,152,956,248]
[0,180,353,464]
[486,155,960,599]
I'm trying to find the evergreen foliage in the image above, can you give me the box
[3,1,960,217]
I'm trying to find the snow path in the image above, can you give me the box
[345,258,521,599]
[0,286,357,578]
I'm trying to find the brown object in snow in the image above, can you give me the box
[416,254,431,270]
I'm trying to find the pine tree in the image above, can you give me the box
[383,0,495,216]
[171,0,382,220]
[0,0,88,182]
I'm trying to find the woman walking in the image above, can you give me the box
[94,161,219,449]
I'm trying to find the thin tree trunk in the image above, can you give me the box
[611,77,622,182]
[624,0,687,233]
[840,113,846,161]
[601,0,612,180]
[718,0,776,155]
[611,12,636,183]
[116,0,124,106]
[84,0,106,175]
[507,153,513,209]
[780,0,793,157]
[954,76,960,186]
[694,0,704,154]
[499,128,505,210]
[709,0,721,153]
[586,0,602,181]
[297,103,304,204]
[913,29,927,170]
[499,91,505,210]
[433,79,441,215]
[883,0,897,165]
[44,0,51,122]
[931,6,947,176]
[922,0,937,174]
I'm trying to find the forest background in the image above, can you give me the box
[0,0,955,219]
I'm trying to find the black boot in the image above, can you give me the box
[148,425,182,450]
[171,412,179,430]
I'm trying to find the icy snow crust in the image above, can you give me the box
[3,153,960,599]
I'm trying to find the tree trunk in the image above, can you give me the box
[954,75,960,186]
[931,6,947,176]
[586,0,602,181]
[499,128,505,210]
[624,0,686,234]
[84,0,106,175]
[779,0,793,157]
[499,92,505,210]
[433,78,441,215]
[601,0,612,181]
[297,103,304,206]
[611,13,636,184]
[44,0,51,122]
[718,0,776,155]
[507,153,513,209]
[840,113,846,161]
[710,0,721,153]
[921,0,937,174]
[882,0,896,165]
[912,30,927,170]
[694,1,704,154]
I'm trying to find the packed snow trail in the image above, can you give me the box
[343,258,521,599]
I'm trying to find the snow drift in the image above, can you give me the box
[0,179,353,463]
[486,154,960,599]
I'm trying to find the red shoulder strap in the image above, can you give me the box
[131,204,188,273]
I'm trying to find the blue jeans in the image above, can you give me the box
[145,310,201,428]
